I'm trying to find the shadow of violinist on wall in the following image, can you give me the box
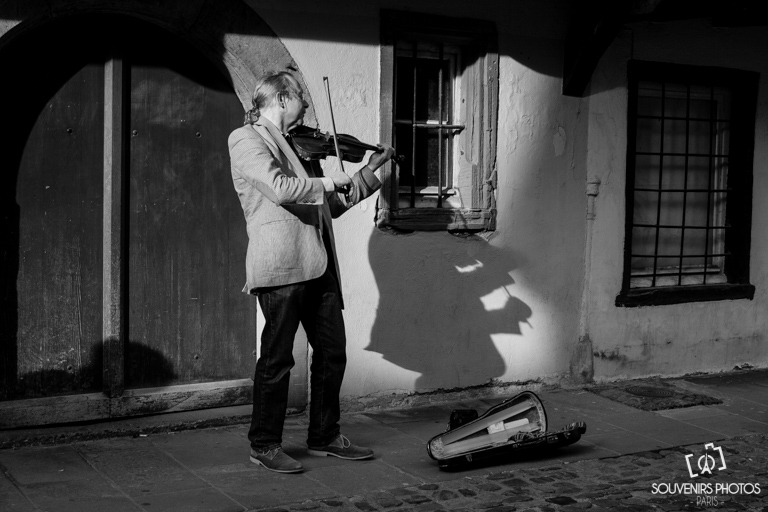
[366,231,532,391]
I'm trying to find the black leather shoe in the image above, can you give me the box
[250,446,303,473]
[307,434,373,460]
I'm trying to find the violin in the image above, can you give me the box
[288,125,404,165]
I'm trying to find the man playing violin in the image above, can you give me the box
[228,71,394,473]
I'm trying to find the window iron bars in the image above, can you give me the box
[704,85,717,285]
[632,223,729,229]
[631,81,730,288]
[650,82,666,286]
[410,41,417,207]
[676,83,691,285]
[394,41,465,208]
[632,266,727,278]
[631,251,731,259]
[634,187,730,193]
[437,42,443,207]
[636,114,730,122]
[635,151,729,158]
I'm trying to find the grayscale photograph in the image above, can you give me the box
[0,1,767,511]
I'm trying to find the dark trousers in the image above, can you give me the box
[248,269,347,450]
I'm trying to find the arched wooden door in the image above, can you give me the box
[0,14,307,427]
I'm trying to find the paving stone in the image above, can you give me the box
[487,472,516,480]
[609,478,637,485]
[584,484,612,491]
[577,490,612,499]
[555,483,584,493]
[501,478,530,488]
[592,498,623,508]
[433,490,458,501]
[389,488,419,496]
[617,505,654,512]
[75,439,206,497]
[503,494,534,503]
[401,494,431,505]
[138,487,246,512]
[21,497,140,512]
[372,494,403,508]
[545,496,577,505]
[562,504,592,511]
[600,491,633,499]
[292,503,322,511]
[654,503,685,511]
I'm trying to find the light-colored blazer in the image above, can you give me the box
[228,117,381,298]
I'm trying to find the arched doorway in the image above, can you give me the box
[0,13,308,426]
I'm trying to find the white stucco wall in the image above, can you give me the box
[586,20,768,381]
[246,0,588,401]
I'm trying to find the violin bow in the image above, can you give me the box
[322,77,351,204]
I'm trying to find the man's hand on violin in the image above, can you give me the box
[329,171,352,193]
[366,144,395,171]
[324,143,393,194]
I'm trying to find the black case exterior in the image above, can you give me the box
[427,391,586,469]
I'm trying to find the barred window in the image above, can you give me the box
[617,61,757,307]
[377,10,498,232]
[395,41,462,209]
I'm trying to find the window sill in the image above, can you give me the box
[615,283,755,307]
[376,207,496,232]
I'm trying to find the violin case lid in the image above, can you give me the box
[427,391,586,469]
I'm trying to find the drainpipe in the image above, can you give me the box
[570,176,600,383]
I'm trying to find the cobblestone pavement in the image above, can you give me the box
[259,434,768,512]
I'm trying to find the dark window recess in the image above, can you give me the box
[377,10,498,232]
[395,50,460,208]
[617,61,757,307]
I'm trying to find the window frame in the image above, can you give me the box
[616,60,758,307]
[377,10,498,232]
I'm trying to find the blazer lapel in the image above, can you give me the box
[255,118,309,179]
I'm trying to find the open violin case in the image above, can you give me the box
[427,391,586,469]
